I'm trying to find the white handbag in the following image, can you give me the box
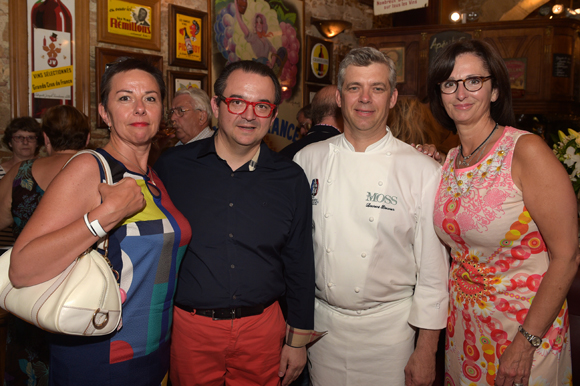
[0,150,122,336]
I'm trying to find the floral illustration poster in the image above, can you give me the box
[212,0,304,151]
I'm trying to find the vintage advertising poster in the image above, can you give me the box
[212,0,304,151]
[504,58,526,90]
[380,47,405,83]
[28,0,75,118]
[175,14,203,62]
[374,0,428,16]
[107,0,152,40]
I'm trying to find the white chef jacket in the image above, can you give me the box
[293,128,448,330]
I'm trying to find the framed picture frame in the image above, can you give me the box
[95,47,163,128]
[307,36,333,85]
[10,0,90,119]
[379,47,405,83]
[168,4,209,70]
[211,0,304,152]
[167,70,209,108]
[304,83,324,105]
[98,0,161,51]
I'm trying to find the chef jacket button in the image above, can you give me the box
[386,152,392,156]
[324,213,330,218]
[378,181,383,186]
[327,282,333,288]
[361,252,367,258]
[354,287,360,293]
[369,217,374,222]
[334,148,339,153]
[326,248,331,253]
[327,179,332,184]
[356,310,362,315]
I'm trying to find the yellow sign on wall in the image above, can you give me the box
[107,0,152,40]
[31,65,74,94]
[175,14,202,62]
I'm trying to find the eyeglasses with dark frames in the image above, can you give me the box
[12,135,38,143]
[217,95,277,118]
[438,76,493,94]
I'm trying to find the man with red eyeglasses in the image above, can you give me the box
[155,61,319,386]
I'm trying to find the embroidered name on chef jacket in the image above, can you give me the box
[365,192,398,211]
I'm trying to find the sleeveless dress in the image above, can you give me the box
[48,149,192,386]
[5,159,50,386]
[433,127,572,386]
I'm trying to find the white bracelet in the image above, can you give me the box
[83,213,97,237]
[90,218,107,238]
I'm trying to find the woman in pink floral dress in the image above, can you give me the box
[427,40,579,386]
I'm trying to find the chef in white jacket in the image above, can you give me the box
[293,47,449,386]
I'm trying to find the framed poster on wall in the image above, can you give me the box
[168,4,209,70]
[98,0,161,51]
[211,0,305,151]
[379,46,405,83]
[307,36,333,85]
[167,70,209,108]
[95,47,163,128]
[10,0,90,119]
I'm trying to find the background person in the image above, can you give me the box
[387,95,459,156]
[296,104,312,139]
[428,39,578,386]
[171,87,214,146]
[9,58,191,386]
[279,85,342,159]
[0,117,43,178]
[0,104,90,386]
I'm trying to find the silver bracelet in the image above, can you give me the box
[83,213,97,237]
[89,217,107,238]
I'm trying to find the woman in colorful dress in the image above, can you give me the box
[0,105,91,385]
[1,117,43,178]
[427,39,578,386]
[9,58,191,386]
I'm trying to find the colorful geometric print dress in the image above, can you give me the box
[48,149,192,386]
[433,126,572,386]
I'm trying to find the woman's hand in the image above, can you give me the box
[410,143,444,164]
[98,178,146,226]
[494,334,535,386]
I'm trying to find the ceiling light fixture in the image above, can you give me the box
[311,17,352,39]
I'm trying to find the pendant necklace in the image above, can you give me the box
[109,142,148,177]
[458,122,498,167]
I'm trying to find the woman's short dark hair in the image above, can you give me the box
[427,39,516,133]
[100,57,165,111]
[214,60,281,106]
[42,105,90,151]
[2,117,44,152]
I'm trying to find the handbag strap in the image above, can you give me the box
[63,149,113,186]
[63,150,116,275]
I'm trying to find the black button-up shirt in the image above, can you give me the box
[154,138,314,330]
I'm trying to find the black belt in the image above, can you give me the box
[176,300,276,320]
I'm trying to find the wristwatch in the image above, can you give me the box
[518,325,542,348]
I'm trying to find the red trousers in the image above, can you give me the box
[170,302,286,386]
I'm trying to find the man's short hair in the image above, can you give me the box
[214,61,282,106]
[337,47,397,95]
[175,87,213,120]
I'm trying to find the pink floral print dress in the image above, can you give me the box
[434,126,572,386]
